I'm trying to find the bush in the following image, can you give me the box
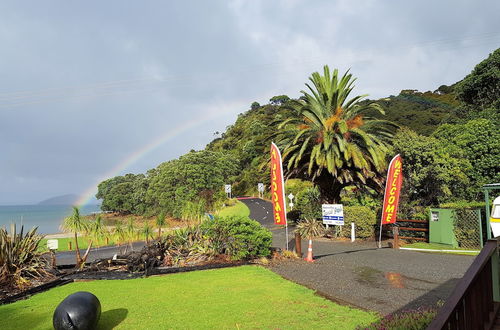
[340,206,377,239]
[295,187,322,220]
[202,216,272,260]
[0,224,50,290]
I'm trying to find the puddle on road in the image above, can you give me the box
[385,272,404,288]
[354,267,438,289]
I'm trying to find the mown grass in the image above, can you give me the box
[403,242,479,255]
[0,266,378,329]
[217,200,250,218]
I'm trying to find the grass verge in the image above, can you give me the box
[217,200,250,218]
[402,242,479,255]
[0,266,378,329]
[39,237,117,252]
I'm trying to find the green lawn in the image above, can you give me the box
[0,266,378,329]
[217,200,250,218]
[402,242,480,255]
[39,236,117,252]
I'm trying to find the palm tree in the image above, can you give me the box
[155,212,166,239]
[91,215,105,248]
[142,222,153,244]
[126,218,136,251]
[278,66,396,203]
[114,222,126,254]
[295,217,325,262]
[61,206,85,267]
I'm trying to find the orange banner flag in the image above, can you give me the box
[270,142,287,225]
[381,154,403,224]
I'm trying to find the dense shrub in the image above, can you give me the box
[202,216,272,260]
[295,187,322,220]
[340,206,377,239]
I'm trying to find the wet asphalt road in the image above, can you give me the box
[55,241,146,266]
[239,197,475,315]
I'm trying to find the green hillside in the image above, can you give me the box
[95,48,499,218]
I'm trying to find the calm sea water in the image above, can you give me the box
[0,204,102,234]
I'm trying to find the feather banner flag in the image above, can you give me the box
[381,154,403,224]
[270,142,287,225]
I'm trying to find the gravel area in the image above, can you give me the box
[240,197,475,315]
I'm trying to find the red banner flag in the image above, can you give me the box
[381,154,403,224]
[270,142,287,225]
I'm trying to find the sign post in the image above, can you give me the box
[378,154,403,248]
[322,204,344,226]
[257,183,264,199]
[47,239,58,268]
[288,193,294,211]
[224,184,232,199]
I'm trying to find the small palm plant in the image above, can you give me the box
[155,212,166,239]
[114,222,126,254]
[90,215,105,248]
[61,206,86,267]
[142,222,153,244]
[126,218,136,251]
[295,217,325,262]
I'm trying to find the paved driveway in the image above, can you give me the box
[239,197,474,315]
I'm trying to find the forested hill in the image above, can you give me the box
[368,88,460,136]
[96,48,499,217]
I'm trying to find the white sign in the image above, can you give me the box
[257,183,264,192]
[224,184,231,193]
[47,239,58,250]
[322,204,344,225]
[288,193,294,200]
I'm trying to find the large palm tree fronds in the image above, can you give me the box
[278,66,398,202]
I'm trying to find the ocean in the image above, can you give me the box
[0,204,102,235]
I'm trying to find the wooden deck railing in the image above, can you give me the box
[428,238,500,329]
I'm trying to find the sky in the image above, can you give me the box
[0,0,499,205]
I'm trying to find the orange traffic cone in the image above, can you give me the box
[304,239,314,262]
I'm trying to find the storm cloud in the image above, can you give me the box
[0,0,499,204]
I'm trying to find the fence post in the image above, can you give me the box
[392,227,399,249]
[492,239,500,302]
[478,209,484,248]
[295,232,302,257]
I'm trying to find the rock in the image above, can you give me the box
[53,291,101,330]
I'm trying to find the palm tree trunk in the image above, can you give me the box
[316,174,344,203]
[80,240,93,269]
[74,232,82,266]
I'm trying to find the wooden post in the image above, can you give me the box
[392,227,399,249]
[50,250,56,268]
[68,241,72,251]
[295,232,302,257]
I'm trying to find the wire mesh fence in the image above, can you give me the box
[453,208,483,250]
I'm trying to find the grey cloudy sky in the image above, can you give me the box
[1,0,499,204]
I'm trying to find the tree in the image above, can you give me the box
[279,66,396,203]
[270,95,290,106]
[455,48,500,111]
[393,128,470,207]
[155,212,166,239]
[142,222,153,244]
[432,119,500,198]
[251,101,260,110]
[126,218,136,252]
[61,206,92,268]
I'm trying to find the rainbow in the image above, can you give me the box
[75,103,239,206]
